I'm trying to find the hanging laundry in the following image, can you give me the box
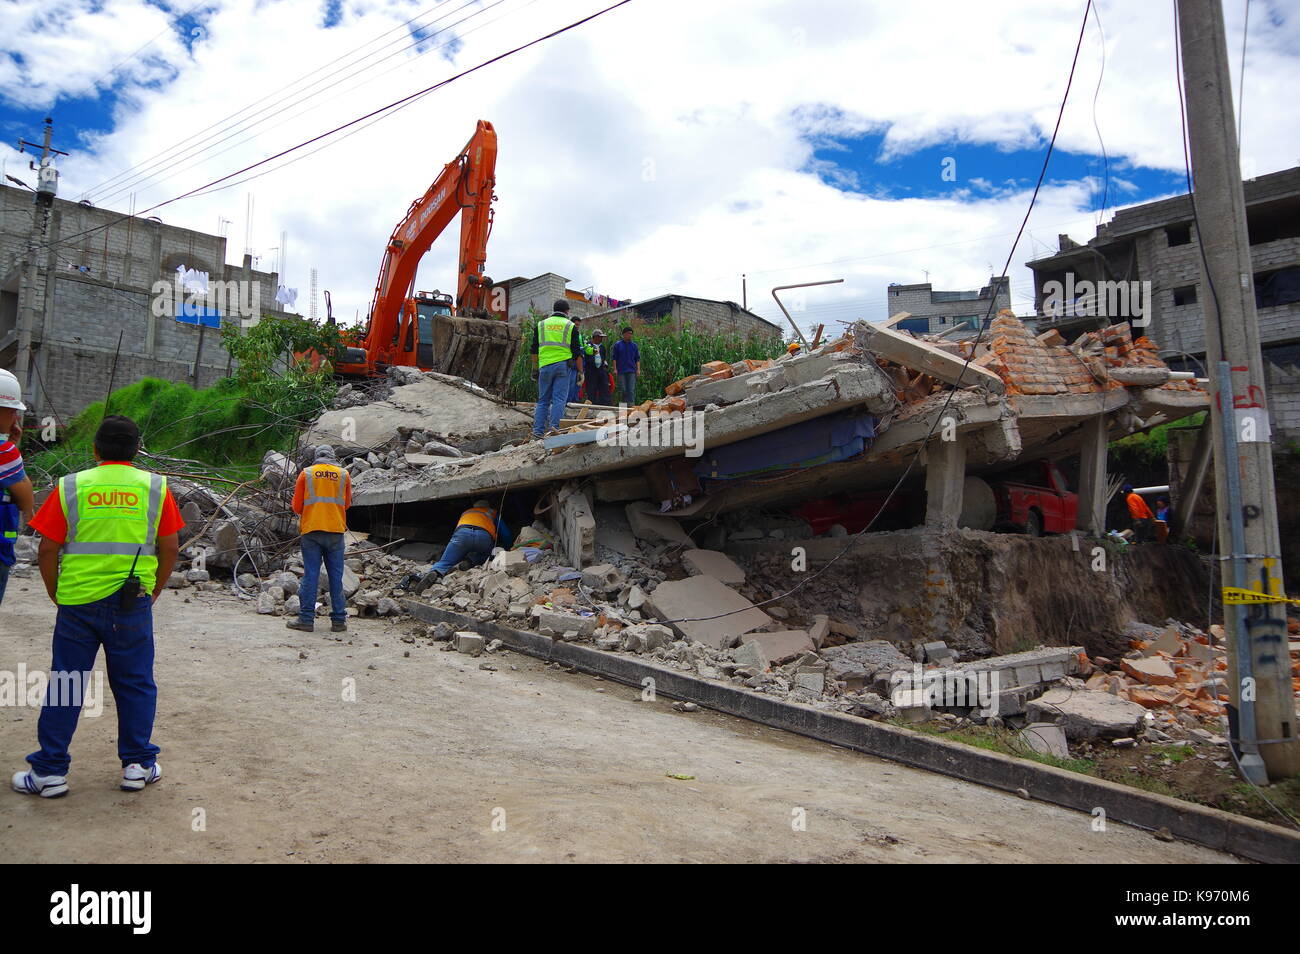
[176,265,209,295]
[276,285,298,308]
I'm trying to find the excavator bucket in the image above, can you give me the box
[423,314,520,394]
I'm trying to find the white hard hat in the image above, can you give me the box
[0,369,25,411]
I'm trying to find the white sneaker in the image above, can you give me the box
[121,762,161,792]
[12,769,69,798]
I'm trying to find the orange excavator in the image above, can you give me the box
[333,120,520,391]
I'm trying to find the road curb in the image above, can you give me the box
[403,599,1300,864]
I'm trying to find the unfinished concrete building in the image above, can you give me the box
[0,184,292,422]
[886,276,1012,336]
[1027,166,1300,442]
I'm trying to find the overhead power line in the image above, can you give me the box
[88,0,504,206]
[36,0,637,259]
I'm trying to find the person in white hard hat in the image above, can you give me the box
[0,369,35,606]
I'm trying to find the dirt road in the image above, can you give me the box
[0,578,1235,863]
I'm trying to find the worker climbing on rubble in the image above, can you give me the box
[531,299,583,437]
[14,414,183,798]
[414,499,512,592]
[584,328,613,406]
[287,445,352,634]
[0,368,35,607]
[1123,483,1155,543]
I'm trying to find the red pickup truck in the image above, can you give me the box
[990,459,1077,536]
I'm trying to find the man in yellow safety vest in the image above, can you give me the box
[14,415,183,798]
[531,299,583,437]
[288,445,352,634]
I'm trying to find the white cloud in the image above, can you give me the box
[3,0,1297,337]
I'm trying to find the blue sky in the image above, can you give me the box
[807,130,1187,212]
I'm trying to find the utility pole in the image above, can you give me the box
[1177,0,1299,781]
[13,118,67,415]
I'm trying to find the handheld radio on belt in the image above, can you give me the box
[119,546,144,609]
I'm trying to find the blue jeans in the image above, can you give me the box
[299,531,346,624]
[618,371,637,405]
[28,591,159,776]
[431,525,495,575]
[0,561,9,606]
[534,361,571,436]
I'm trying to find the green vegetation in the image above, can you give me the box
[897,718,1300,827]
[899,720,1098,774]
[1109,410,1205,468]
[504,309,786,403]
[24,314,338,484]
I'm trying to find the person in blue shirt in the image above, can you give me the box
[611,326,641,406]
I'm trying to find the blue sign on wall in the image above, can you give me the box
[176,302,221,328]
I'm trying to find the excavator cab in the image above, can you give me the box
[413,291,453,369]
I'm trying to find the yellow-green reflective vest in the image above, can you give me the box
[537,314,574,369]
[57,464,166,606]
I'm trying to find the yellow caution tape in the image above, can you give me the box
[1221,586,1300,606]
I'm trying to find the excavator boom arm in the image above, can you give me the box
[364,119,498,360]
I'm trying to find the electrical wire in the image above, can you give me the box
[178,0,544,201]
[90,0,506,207]
[31,0,637,262]
[1088,0,1110,226]
[81,0,470,200]
[651,0,1098,628]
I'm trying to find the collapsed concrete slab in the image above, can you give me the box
[681,549,745,584]
[306,372,532,455]
[741,629,815,665]
[645,575,772,650]
[1025,686,1149,741]
[350,361,897,507]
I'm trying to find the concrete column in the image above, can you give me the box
[552,481,595,568]
[1075,414,1109,535]
[147,221,162,358]
[924,432,966,529]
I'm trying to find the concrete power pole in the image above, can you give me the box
[1177,0,1299,781]
[13,118,67,411]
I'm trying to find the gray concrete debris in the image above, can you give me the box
[1025,686,1148,741]
[645,575,772,650]
[820,640,912,687]
[741,630,815,665]
[625,504,691,545]
[1018,722,1070,758]
[453,632,485,656]
[306,371,531,456]
[681,549,745,584]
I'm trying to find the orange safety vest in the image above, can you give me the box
[457,506,498,540]
[301,463,349,534]
[1126,492,1153,521]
